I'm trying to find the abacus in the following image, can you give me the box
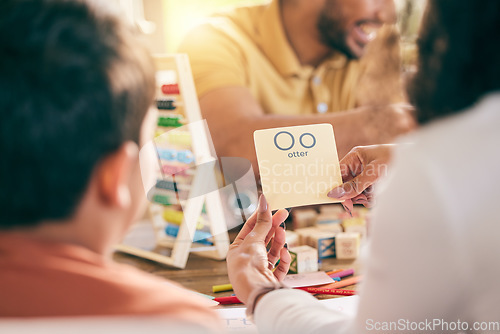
[116,54,231,269]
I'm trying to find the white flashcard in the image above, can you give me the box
[254,124,343,210]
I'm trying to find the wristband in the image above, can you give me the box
[245,281,287,319]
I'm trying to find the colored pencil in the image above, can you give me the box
[297,287,357,296]
[212,283,233,293]
[320,276,361,289]
[328,268,354,279]
[325,269,344,275]
[214,296,242,305]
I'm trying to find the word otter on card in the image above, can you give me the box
[273,131,316,159]
[254,124,343,210]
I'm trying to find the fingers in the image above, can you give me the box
[267,221,286,265]
[329,147,365,200]
[233,209,258,244]
[352,186,374,207]
[342,199,354,216]
[247,194,273,242]
[265,209,288,245]
[234,206,288,247]
[328,166,378,201]
[273,247,291,281]
[338,149,363,183]
[352,195,369,207]
[331,145,393,202]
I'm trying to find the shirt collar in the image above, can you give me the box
[255,0,303,77]
[255,0,348,78]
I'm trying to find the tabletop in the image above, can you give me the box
[113,226,362,306]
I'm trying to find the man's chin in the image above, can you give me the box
[346,46,365,60]
[323,40,361,60]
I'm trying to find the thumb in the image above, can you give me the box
[249,194,273,241]
[328,167,378,200]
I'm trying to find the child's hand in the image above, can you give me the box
[226,195,290,304]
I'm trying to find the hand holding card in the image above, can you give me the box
[254,124,343,210]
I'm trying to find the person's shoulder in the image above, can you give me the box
[89,261,220,314]
[180,3,268,47]
[212,3,269,35]
[390,93,500,212]
[403,93,500,157]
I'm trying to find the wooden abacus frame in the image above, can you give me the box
[116,54,230,268]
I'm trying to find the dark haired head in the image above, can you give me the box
[409,0,500,124]
[0,0,155,229]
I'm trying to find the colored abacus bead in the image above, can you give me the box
[161,84,180,95]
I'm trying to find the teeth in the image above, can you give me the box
[359,23,378,40]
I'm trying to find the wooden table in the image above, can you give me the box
[113,229,361,306]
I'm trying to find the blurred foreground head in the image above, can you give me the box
[0,0,155,229]
[410,0,500,124]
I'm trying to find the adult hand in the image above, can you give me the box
[226,195,290,304]
[328,144,394,209]
[364,103,416,143]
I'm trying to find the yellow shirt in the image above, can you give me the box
[178,0,404,115]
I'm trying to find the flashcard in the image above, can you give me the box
[254,124,343,210]
[283,271,334,288]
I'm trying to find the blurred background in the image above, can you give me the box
[108,0,426,61]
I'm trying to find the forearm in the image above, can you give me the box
[244,108,380,159]
[212,106,399,167]
[254,289,352,334]
[201,87,414,172]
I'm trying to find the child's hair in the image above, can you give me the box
[0,0,156,229]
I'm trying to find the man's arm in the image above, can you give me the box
[200,86,415,172]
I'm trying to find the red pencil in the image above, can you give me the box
[214,296,242,305]
[297,287,357,296]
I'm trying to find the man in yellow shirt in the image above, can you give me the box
[179,0,414,170]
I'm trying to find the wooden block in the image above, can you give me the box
[308,230,337,259]
[292,208,318,229]
[295,227,320,245]
[316,213,342,225]
[320,203,370,220]
[289,251,298,274]
[288,250,298,274]
[351,206,369,218]
[319,204,345,216]
[342,217,367,238]
[335,232,360,260]
[288,245,318,274]
[317,236,336,259]
[285,230,299,248]
[316,221,343,233]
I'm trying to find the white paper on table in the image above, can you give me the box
[282,271,333,288]
[318,295,359,317]
[216,307,258,333]
[215,296,359,333]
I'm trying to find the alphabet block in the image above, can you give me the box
[288,245,318,274]
[335,232,360,260]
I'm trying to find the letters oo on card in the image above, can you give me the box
[254,124,343,210]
